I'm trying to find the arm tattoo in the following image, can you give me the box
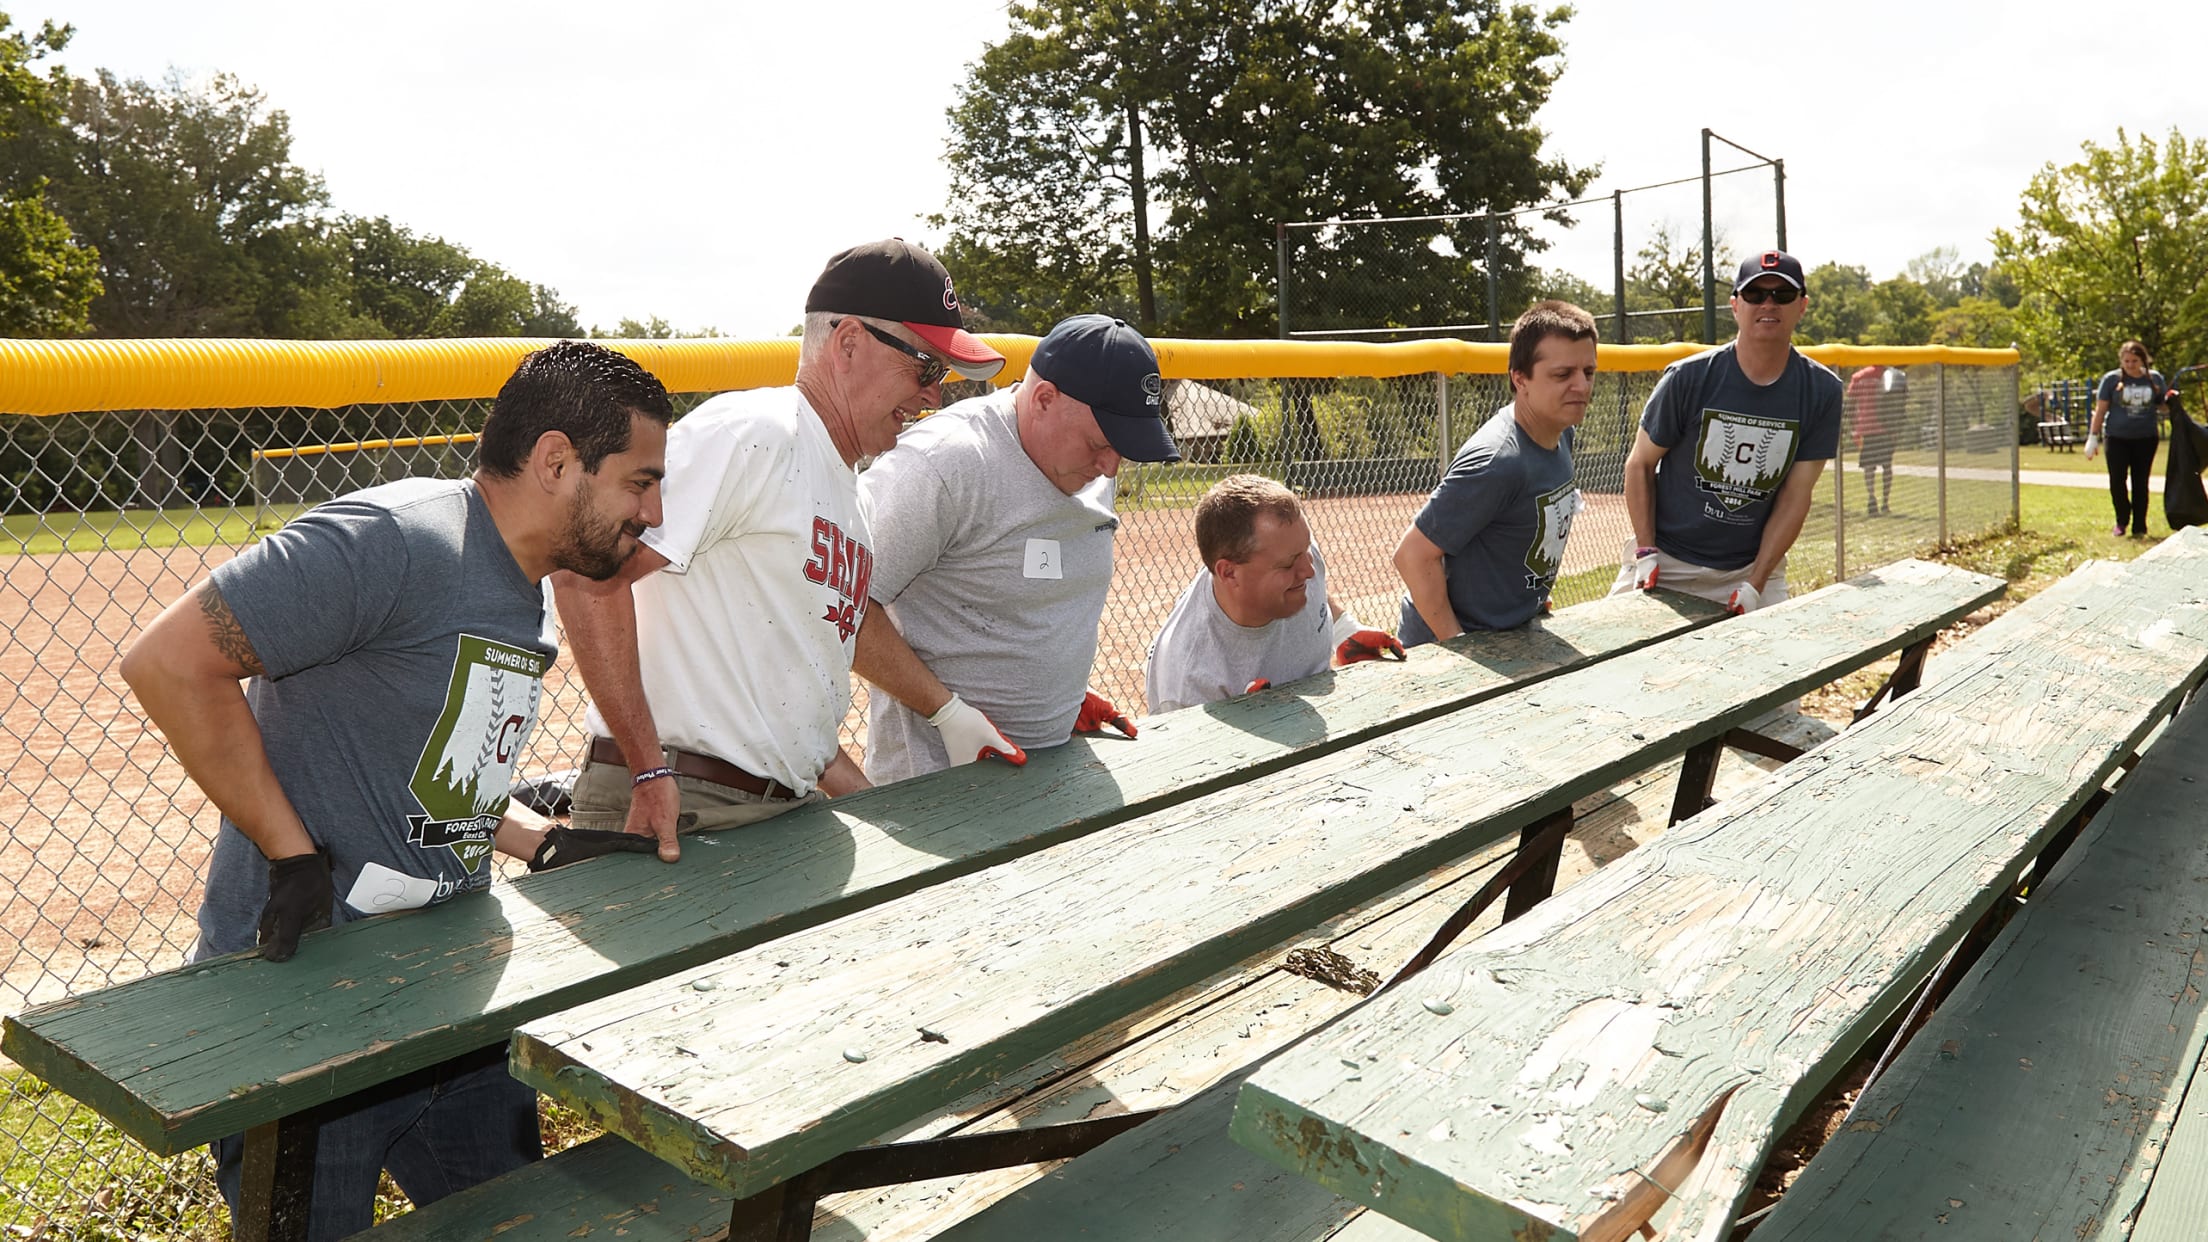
[197,581,265,676]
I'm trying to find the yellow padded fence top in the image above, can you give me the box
[0,335,2019,417]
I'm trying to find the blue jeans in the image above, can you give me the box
[212,1046,541,1241]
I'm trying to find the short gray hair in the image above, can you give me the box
[798,311,837,369]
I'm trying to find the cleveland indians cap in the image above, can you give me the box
[1030,315,1180,463]
[805,239,1006,381]
[1734,249,1806,293]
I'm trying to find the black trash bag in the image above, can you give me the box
[2165,391,2208,531]
[510,767,578,817]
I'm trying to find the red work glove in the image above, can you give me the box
[1632,546,1661,590]
[1245,678,1271,694]
[1331,613,1406,666]
[1074,689,1137,738]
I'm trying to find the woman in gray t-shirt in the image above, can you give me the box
[2091,339,2167,538]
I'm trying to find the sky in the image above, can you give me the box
[32,0,2208,338]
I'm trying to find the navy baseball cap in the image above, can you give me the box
[805,239,1006,381]
[1734,250,1806,293]
[1030,315,1180,463]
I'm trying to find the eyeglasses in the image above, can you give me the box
[837,318,948,387]
[1735,284,1801,305]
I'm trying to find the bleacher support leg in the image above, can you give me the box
[235,1113,318,1242]
[1503,808,1572,921]
[1669,738,1723,826]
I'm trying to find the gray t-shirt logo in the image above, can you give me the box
[1693,408,1798,512]
[406,634,545,874]
[1524,481,1581,591]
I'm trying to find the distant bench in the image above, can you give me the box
[1229,531,2208,1242]
[411,560,2000,1242]
[3,588,1726,1241]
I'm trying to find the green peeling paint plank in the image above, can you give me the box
[509,560,2003,1198]
[1,589,1719,1156]
[932,1064,1359,1242]
[354,1133,732,1241]
[1754,690,2208,1242]
[1231,532,2208,1242]
[2134,1041,2208,1242]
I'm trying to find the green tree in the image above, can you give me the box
[42,69,334,336]
[1930,296,2021,349]
[1994,127,2208,379]
[1905,246,1965,308]
[1621,222,1729,343]
[1866,275,1935,345]
[938,0,1594,338]
[1798,262,1875,344]
[592,315,722,339]
[0,15,97,336]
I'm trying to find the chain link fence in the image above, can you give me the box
[0,342,2016,1238]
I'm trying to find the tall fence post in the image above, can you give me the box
[1276,224,1290,341]
[1612,190,1629,345]
[1937,363,1950,548]
[1833,422,1847,583]
[2010,364,2022,529]
[1484,212,1501,343]
[1700,128,1716,345]
[1773,158,1787,252]
[1435,371,1451,481]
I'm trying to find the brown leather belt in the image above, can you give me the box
[586,737,796,801]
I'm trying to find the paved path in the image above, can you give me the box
[1890,461,2161,493]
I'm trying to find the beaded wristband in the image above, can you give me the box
[631,765,677,788]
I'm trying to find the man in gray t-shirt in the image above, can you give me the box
[1145,474,1402,713]
[121,342,671,1237]
[1612,250,1842,614]
[1395,301,1596,645]
[855,314,1180,784]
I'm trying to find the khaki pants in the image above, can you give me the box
[568,748,818,834]
[1605,541,1789,611]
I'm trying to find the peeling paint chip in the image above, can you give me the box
[492,1213,536,1234]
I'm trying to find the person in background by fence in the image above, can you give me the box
[1847,364,1904,517]
[1393,300,1595,645]
[1613,249,1841,614]
[1143,474,1403,713]
[554,240,1007,855]
[118,340,674,1238]
[2087,339,2167,538]
[852,315,1176,783]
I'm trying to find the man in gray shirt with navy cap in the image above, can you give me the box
[854,314,1180,783]
[1611,248,1841,614]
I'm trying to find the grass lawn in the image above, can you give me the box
[1,505,297,557]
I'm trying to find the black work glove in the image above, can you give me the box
[258,847,333,963]
[529,825,659,872]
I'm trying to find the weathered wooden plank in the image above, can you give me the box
[932,1066,1356,1242]
[1753,691,2208,1242]
[2,590,1720,1155]
[509,561,2002,1198]
[864,716,1827,1242]
[358,1133,735,1241]
[2133,1042,2208,1242]
[1231,534,2208,1242]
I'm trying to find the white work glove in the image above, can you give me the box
[928,694,1028,767]
[1632,546,1662,591]
[2083,433,2101,461]
[1726,581,1763,616]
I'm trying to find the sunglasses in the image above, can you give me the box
[838,318,949,387]
[1735,284,1801,305]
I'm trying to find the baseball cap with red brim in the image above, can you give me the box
[805,239,1006,381]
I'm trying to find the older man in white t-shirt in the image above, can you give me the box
[552,239,1006,861]
[1145,474,1403,714]
[853,315,1182,784]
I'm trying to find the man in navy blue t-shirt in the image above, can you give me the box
[1610,250,1842,614]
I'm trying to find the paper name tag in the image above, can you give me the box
[344,861,440,914]
[1024,538,1063,580]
